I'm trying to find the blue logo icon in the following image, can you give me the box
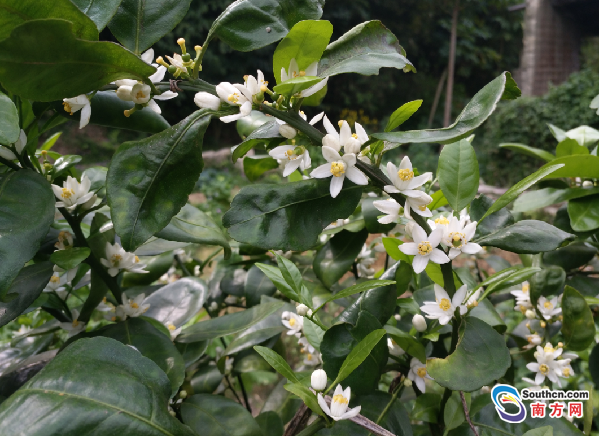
[491,384,527,423]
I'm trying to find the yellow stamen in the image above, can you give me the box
[540,320,547,328]
[168,324,176,331]
[307,353,313,360]
[50,276,60,283]
[333,394,348,405]
[563,368,571,377]
[135,90,145,99]
[449,232,465,248]
[228,93,239,103]
[416,367,427,378]
[61,188,75,199]
[330,162,345,177]
[111,254,123,267]
[539,364,549,375]
[544,344,555,353]
[522,283,530,293]
[438,298,451,311]
[418,204,427,212]
[435,217,449,225]
[131,302,139,309]
[544,301,553,309]
[397,168,414,181]
[289,318,296,327]
[352,133,358,139]
[338,120,345,128]
[72,320,79,327]
[417,241,432,256]
[134,256,140,263]
[299,71,306,76]
[63,101,73,115]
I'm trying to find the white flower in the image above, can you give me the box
[63,95,92,129]
[166,322,182,339]
[420,284,468,325]
[373,198,401,224]
[269,145,311,176]
[215,82,253,123]
[511,281,531,303]
[427,215,450,231]
[388,338,405,357]
[0,129,27,160]
[442,216,482,259]
[100,242,148,277]
[310,146,368,198]
[303,350,321,366]
[118,292,150,318]
[282,312,303,337]
[59,309,86,337]
[465,288,481,307]
[408,357,432,393]
[243,70,268,97]
[54,231,74,250]
[399,224,450,273]
[526,343,566,386]
[280,58,329,98]
[525,309,536,320]
[296,304,310,316]
[276,110,323,140]
[317,385,361,421]
[311,369,327,391]
[357,257,375,278]
[194,92,221,110]
[537,296,561,320]
[51,175,95,211]
[412,314,427,332]
[43,272,69,295]
[321,116,368,154]
[165,53,188,75]
[12,325,31,338]
[384,157,432,194]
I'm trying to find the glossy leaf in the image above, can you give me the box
[479,164,564,222]
[373,72,520,145]
[427,317,510,392]
[0,170,55,298]
[568,195,599,232]
[205,0,325,52]
[444,391,469,431]
[0,0,99,41]
[53,155,82,179]
[49,247,90,270]
[514,187,599,213]
[561,286,595,351]
[362,198,395,234]
[245,264,278,307]
[470,194,514,238]
[530,266,566,308]
[538,155,599,179]
[429,190,448,210]
[143,277,207,327]
[178,301,285,342]
[385,325,426,363]
[437,139,479,212]
[499,142,555,162]
[556,138,588,158]
[273,20,333,84]
[274,252,303,297]
[244,156,279,182]
[108,109,213,251]
[71,0,123,31]
[314,280,396,313]
[283,383,324,417]
[108,0,192,54]
[79,269,109,323]
[385,100,423,132]
[0,337,194,436]
[181,394,262,436]
[232,120,281,163]
[256,412,284,436]
[318,21,413,77]
[156,204,231,258]
[0,20,155,101]
[0,91,19,145]
[303,318,325,351]
[412,393,441,423]
[254,345,299,383]
[254,263,298,301]
[475,220,574,254]
[223,178,363,251]
[273,76,324,96]
[470,299,506,333]
[190,365,222,393]
[544,242,597,272]
[484,267,541,296]
[225,326,284,355]
[334,329,386,385]
[0,262,53,328]
[313,229,368,288]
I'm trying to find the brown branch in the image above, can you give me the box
[283,404,312,436]
[322,395,397,436]
[460,391,479,436]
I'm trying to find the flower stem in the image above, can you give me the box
[174,254,191,277]
[460,391,479,436]
[296,418,325,436]
[0,156,20,171]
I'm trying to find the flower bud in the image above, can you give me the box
[179,390,188,399]
[182,53,191,62]
[394,314,401,321]
[279,124,297,139]
[322,134,341,152]
[131,83,151,104]
[525,310,536,320]
[194,92,221,110]
[209,301,218,311]
[540,320,546,328]
[583,180,594,188]
[116,85,134,102]
[296,304,309,316]
[343,137,361,154]
[307,309,313,317]
[404,378,412,387]
[412,314,427,332]
[311,369,327,391]
[81,194,98,211]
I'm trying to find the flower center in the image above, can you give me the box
[168,324,176,331]
[63,101,73,115]
[351,133,358,139]
[539,364,549,375]
[131,302,139,309]
[435,217,449,225]
[333,394,348,405]
[330,161,345,177]
[418,204,428,212]
[563,368,571,377]
[397,168,414,181]
[307,353,313,360]
[227,93,240,103]
[111,254,123,267]
[289,318,296,327]
[72,320,79,327]
[416,367,427,378]
[544,344,555,353]
[292,70,306,78]
[522,284,529,293]
[50,276,60,284]
[417,241,432,256]
[135,90,146,99]
[438,298,452,311]
[544,301,553,309]
[61,188,75,199]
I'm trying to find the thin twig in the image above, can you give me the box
[237,374,252,414]
[283,404,311,436]
[0,156,20,171]
[223,375,244,404]
[460,391,479,436]
[174,254,192,277]
[323,395,397,436]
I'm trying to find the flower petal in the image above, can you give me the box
[322,146,341,162]
[453,285,468,306]
[79,103,91,129]
[399,242,418,256]
[429,249,450,265]
[411,224,427,244]
[310,163,332,178]
[300,76,328,97]
[148,65,166,83]
[412,255,429,274]
[345,167,368,185]
[153,90,178,100]
[330,174,345,198]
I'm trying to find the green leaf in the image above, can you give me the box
[373,72,519,145]
[254,346,299,383]
[178,301,285,342]
[362,198,395,234]
[0,20,155,101]
[303,318,325,351]
[429,190,448,210]
[318,21,413,77]
[143,277,207,327]
[283,383,324,417]
[71,0,123,31]
[243,156,279,182]
[56,91,170,133]
[156,204,231,259]
[437,139,479,212]
[314,280,396,313]
[470,194,514,238]
[225,326,285,355]
[107,109,213,251]
[108,0,192,54]
[189,364,222,393]
[483,267,541,296]
[444,391,470,431]
[232,119,282,163]
[522,428,553,436]
[538,155,599,179]
[79,269,109,323]
[273,76,324,96]
[479,164,565,222]
[244,264,278,307]
[499,143,555,162]
[50,247,90,270]
[273,20,333,84]
[382,237,410,262]
[334,329,386,385]
[568,195,599,232]
[0,337,194,436]
[53,155,82,179]
[256,412,284,436]
[0,170,55,298]
[385,325,426,363]
[273,252,304,297]
[0,90,19,144]
[181,394,263,436]
[0,0,99,41]
[561,286,595,351]
[237,110,270,138]
[82,166,108,193]
[469,299,506,333]
[544,242,597,272]
[205,0,325,52]
[385,100,423,132]
[427,317,510,392]
[254,263,298,302]
[0,262,53,328]
[73,318,185,396]
[556,138,589,158]
[223,178,363,251]
[513,187,599,213]
[475,220,574,254]
[412,393,441,423]
[313,229,368,288]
